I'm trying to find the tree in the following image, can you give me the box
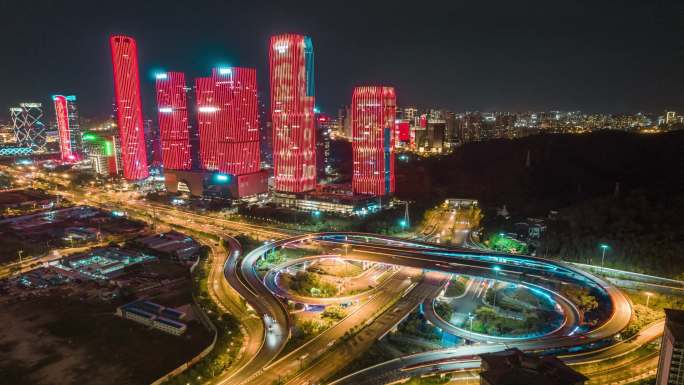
[562,285,598,314]
[475,306,497,324]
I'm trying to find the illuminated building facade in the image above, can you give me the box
[195,67,260,175]
[10,103,47,152]
[155,72,192,170]
[109,34,149,180]
[657,309,684,385]
[82,131,120,176]
[52,95,82,162]
[269,33,316,192]
[352,86,396,196]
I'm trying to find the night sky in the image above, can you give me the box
[1,0,683,121]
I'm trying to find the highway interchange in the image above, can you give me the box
[0,165,669,385]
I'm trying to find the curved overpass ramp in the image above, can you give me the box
[222,232,632,385]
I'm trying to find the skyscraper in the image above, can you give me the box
[351,86,396,196]
[10,102,47,152]
[269,33,316,192]
[195,67,260,175]
[657,308,684,385]
[109,34,149,180]
[155,72,192,170]
[52,95,82,162]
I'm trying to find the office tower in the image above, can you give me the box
[316,113,333,176]
[10,103,47,152]
[351,86,396,196]
[269,33,316,192]
[155,72,192,170]
[82,131,120,176]
[480,348,587,385]
[52,95,82,161]
[195,67,260,175]
[109,34,149,180]
[657,309,684,385]
[395,120,410,143]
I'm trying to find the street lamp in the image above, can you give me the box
[492,266,501,308]
[645,292,653,308]
[600,244,609,272]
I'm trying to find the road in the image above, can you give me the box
[422,278,581,344]
[0,169,646,385]
[286,271,448,385]
[262,255,399,306]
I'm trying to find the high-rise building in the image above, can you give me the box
[155,72,192,170]
[269,33,316,192]
[109,34,149,180]
[657,308,684,385]
[351,86,396,196]
[195,67,260,175]
[10,103,47,152]
[52,95,82,162]
[316,113,334,176]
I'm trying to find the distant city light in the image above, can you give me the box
[198,106,218,113]
[156,73,168,79]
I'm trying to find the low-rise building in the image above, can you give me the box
[272,188,383,216]
[479,348,587,385]
[116,300,187,336]
[136,231,201,260]
[54,247,157,280]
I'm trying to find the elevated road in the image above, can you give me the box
[223,232,632,385]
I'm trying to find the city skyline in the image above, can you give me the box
[0,2,682,385]
[1,0,684,121]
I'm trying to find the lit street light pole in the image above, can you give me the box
[492,266,501,308]
[600,244,609,272]
[645,292,653,308]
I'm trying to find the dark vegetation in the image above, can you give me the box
[397,131,684,277]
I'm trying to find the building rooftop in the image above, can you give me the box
[0,188,55,206]
[480,348,587,385]
[665,308,684,340]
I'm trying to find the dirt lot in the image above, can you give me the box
[0,295,212,385]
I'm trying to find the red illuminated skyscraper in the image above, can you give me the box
[155,72,192,170]
[195,67,260,175]
[269,33,316,192]
[52,95,82,162]
[109,34,149,180]
[352,86,396,196]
